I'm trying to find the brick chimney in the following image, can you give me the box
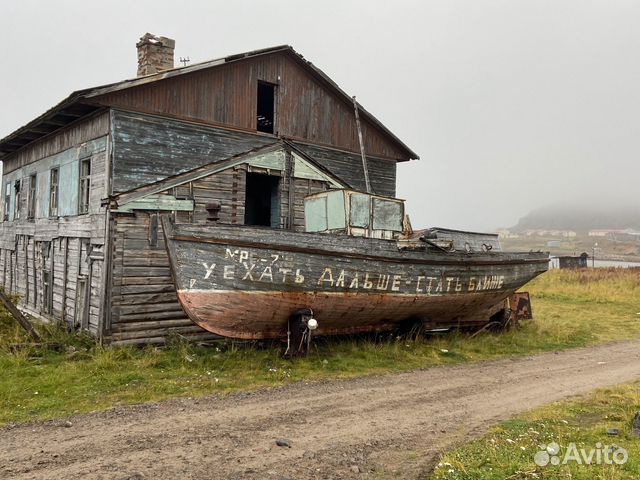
[136,33,175,76]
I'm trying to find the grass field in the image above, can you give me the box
[431,382,640,479]
[1,269,639,426]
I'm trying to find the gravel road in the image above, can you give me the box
[3,340,640,479]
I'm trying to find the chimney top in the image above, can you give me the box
[136,33,175,77]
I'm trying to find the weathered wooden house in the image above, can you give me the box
[0,34,418,344]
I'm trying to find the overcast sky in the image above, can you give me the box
[1,0,638,231]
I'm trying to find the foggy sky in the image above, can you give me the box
[1,0,638,231]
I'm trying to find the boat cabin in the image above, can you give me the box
[304,190,405,240]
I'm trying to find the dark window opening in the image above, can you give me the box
[244,173,280,227]
[14,180,21,220]
[27,174,37,220]
[257,82,276,134]
[49,168,59,217]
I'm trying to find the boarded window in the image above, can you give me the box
[257,81,276,134]
[49,168,59,217]
[78,159,91,214]
[27,174,37,220]
[3,182,10,221]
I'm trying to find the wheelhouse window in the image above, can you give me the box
[49,168,59,217]
[27,174,37,220]
[3,182,10,221]
[256,81,276,134]
[79,158,91,214]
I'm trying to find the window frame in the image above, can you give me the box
[78,158,91,215]
[13,179,22,220]
[49,167,59,217]
[27,173,37,220]
[3,182,10,221]
[256,80,278,135]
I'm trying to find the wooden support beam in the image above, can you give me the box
[0,288,41,342]
[61,237,69,324]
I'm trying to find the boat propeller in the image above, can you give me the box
[283,308,318,358]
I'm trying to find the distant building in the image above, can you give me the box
[588,229,625,237]
[557,252,589,269]
[496,229,519,239]
[523,229,576,238]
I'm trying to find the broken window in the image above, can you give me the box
[27,174,37,220]
[257,81,276,134]
[14,179,21,220]
[79,158,91,214]
[244,173,280,227]
[3,182,10,221]
[49,168,59,217]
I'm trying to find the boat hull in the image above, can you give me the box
[163,221,549,339]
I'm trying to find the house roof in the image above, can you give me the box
[0,45,419,161]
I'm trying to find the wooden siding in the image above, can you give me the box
[108,213,216,345]
[2,112,110,174]
[189,167,246,225]
[0,235,103,332]
[107,157,331,344]
[111,111,396,198]
[94,52,410,161]
[0,122,110,337]
[111,110,274,193]
[291,142,397,198]
[2,138,108,222]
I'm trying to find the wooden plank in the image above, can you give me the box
[61,237,68,323]
[109,331,217,346]
[100,215,114,338]
[110,111,276,194]
[112,309,189,323]
[115,195,194,213]
[23,237,29,304]
[0,288,41,342]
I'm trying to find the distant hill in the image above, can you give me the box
[513,203,640,232]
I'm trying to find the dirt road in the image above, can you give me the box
[3,340,640,480]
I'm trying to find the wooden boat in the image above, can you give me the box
[161,189,548,340]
